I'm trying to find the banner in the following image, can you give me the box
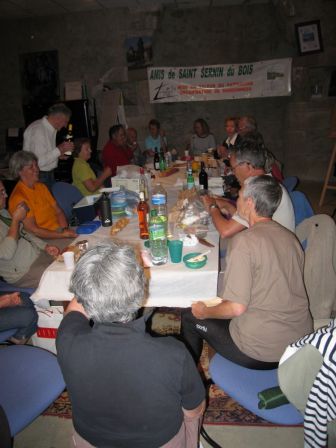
[147,58,292,103]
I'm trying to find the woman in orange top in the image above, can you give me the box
[8,151,77,241]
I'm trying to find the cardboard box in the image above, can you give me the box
[111,177,140,193]
[73,194,101,224]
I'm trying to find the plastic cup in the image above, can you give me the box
[63,251,75,269]
[168,240,183,263]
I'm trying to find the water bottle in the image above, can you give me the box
[187,167,195,190]
[149,209,168,265]
[100,192,112,227]
[151,183,168,236]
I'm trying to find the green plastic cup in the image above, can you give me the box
[168,240,183,263]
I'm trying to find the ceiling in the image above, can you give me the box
[0,0,270,19]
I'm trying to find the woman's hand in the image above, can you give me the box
[45,244,60,257]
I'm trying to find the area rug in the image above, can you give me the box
[44,308,276,426]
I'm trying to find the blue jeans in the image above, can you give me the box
[0,292,38,340]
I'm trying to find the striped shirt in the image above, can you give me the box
[290,320,336,447]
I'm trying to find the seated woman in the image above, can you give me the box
[57,243,205,448]
[72,138,111,196]
[0,291,38,344]
[144,119,167,161]
[0,180,59,288]
[190,118,216,156]
[102,125,134,177]
[217,116,240,159]
[8,151,77,241]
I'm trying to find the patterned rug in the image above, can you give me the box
[44,308,275,426]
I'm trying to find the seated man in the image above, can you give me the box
[182,175,313,369]
[203,139,295,237]
[0,180,59,288]
[8,151,77,242]
[56,243,205,448]
[102,125,134,177]
[126,127,146,167]
[0,291,38,344]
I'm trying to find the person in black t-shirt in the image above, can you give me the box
[56,243,205,448]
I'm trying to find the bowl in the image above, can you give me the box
[183,252,207,269]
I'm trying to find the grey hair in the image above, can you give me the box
[69,243,147,323]
[9,151,38,179]
[240,115,257,132]
[243,175,282,218]
[47,103,72,117]
[233,138,266,169]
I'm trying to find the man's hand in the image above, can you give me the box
[191,301,208,320]
[45,244,60,257]
[202,195,216,213]
[0,292,22,309]
[58,141,74,156]
[12,202,28,222]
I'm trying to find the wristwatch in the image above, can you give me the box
[209,204,218,211]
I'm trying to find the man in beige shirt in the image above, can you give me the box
[181,175,312,369]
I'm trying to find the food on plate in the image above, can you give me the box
[110,217,130,235]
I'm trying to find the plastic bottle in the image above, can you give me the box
[137,191,149,239]
[154,147,160,170]
[187,167,195,190]
[151,183,167,220]
[199,161,208,190]
[139,167,149,200]
[100,192,112,227]
[149,209,168,265]
[165,151,172,168]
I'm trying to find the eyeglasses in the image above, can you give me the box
[231,161,248,172]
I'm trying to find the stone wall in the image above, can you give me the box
[0,0,335,181]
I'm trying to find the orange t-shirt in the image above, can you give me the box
[9,180,60,231]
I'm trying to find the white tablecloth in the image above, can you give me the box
[31,169,219,308]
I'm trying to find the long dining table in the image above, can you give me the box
[30,167,220,308]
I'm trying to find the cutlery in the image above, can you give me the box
[197,237,215,247]
[188,250,211,263]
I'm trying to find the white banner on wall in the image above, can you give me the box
[147,58,292,103]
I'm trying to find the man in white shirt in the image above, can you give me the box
[203,140,295,237]
[23,103,74,189]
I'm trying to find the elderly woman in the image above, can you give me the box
[190,118,216,156]
[8,151,77,241]
[57,243,205,448]
[0,180,59,287]
[102,125,134,177]
[72,138,111,196]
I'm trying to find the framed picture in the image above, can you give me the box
[295,20,323,55]
[125,36,153,70]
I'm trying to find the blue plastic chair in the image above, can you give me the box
[209,354,303,425]
[0,345,65,438]
[52,181,83,222]
[282,176,298,193]
[289,191,314,227]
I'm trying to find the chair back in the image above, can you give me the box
[296,214,336,319]
[289,191,314,227]
[52,182,83,222]
[0,345,65,437]
[282,176,298,192]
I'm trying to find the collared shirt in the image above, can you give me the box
[23,116,60,171]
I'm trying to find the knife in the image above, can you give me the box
[197,237,215,247]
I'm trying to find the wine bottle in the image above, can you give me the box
[137,191,149,239]
[154,147,160,171]
[199,162,208,190]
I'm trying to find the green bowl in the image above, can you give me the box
[183,252,208,269]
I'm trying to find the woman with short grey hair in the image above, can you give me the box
[57,242,205,448]
[8,151,77,242]
[70,243,146,323]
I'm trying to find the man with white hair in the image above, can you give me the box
[182,175,312,369]
[57,243,205,448]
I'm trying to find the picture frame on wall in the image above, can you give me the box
[295,20,323,56]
